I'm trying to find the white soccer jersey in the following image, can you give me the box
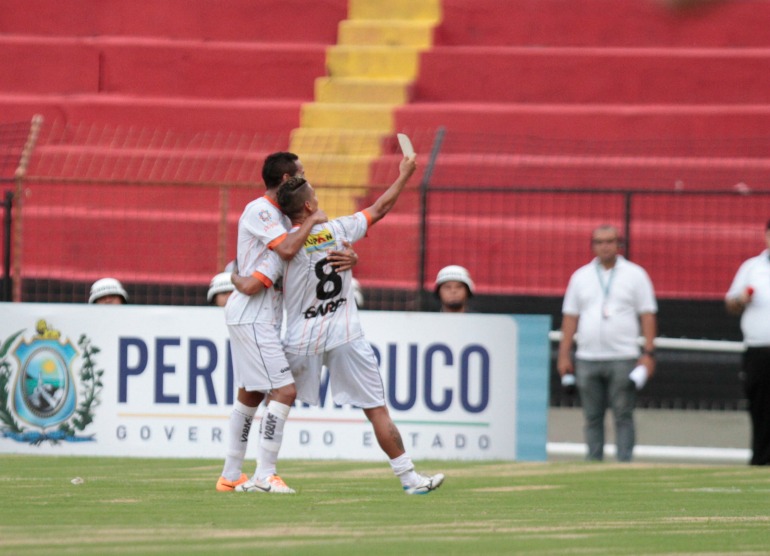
[225,196,290,325]
[280,211,371,354]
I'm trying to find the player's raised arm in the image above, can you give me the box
[363,154,417,226]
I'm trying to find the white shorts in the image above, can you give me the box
[286,337,385,409]
[228,322,294,393]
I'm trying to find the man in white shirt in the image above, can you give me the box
[243,153,444,495]
[726,219,770,466]
[557,225,658,462]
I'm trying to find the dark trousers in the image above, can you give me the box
[743,347,770,466]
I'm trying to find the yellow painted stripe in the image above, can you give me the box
[349,0,441,22]
[289,0,440,216]
[339,19,435,47]
[315,77,411,105]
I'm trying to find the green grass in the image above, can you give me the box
[1,456,769,555]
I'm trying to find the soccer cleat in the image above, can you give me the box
[404,473,445,495]
[216,473,249,492]
[235,474,296,494]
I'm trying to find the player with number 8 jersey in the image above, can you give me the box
[280,212,368,354]
[265,153,445,495]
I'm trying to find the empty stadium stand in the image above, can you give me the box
[3,0,770,308]
[352,0,770,301]
[0,0,347,132]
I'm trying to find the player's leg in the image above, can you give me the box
[217,388,265,491]
[239,322,296,493]
[254,383,296,485]
[362,404,443,494]
[330,339,444,494]
[217,324,268,491]
[226,322,296,493]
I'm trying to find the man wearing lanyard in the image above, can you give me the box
[557,225,658,462]
[725,219,770,466]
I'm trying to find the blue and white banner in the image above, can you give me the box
[0,303,549,461]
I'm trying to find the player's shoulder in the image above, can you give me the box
[331,212,368,234]
[247,196,278,212]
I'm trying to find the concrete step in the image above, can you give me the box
[436,0,770,47]
[338,19,435,47]
[0,0,348,43]
[327,45,424,80]
[349,0,441,22]
[289,129,387,156]
[394,103,770,157]
[0,35,326,100]
[300,153,373,188]
[300,102,394,132]
[315,77,412,105]
[414,46,770,104]
[369,152,770,190]
[0,94,303,135]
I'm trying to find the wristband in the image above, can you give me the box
[642,349,655,358]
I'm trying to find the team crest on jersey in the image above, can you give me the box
[304,229,336,253]
[0,320,103,445]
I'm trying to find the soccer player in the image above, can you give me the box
[217,152,355,494]
[241,153,444,494]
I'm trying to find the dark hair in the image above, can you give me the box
[277,176,310,221]
[262,152,299,189]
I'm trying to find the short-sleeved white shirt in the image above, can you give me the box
[225,196,288,326]
[726,249,770,346]
[562,255,658,360]
[280,212,371,355]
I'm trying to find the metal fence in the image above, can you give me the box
[2,117,767,312]
[3,116,766,410]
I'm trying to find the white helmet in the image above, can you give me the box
[434,265,475,297]
[207,272,235,303]
[351,277,364,308]
[89,277,128,304]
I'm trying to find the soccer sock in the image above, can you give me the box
[255,400,291,481]
[389,453,420,488]
[221,401,257,481]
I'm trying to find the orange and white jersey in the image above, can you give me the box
[281,212,370,355]
[225,196,289,325]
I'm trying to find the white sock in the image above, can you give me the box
[389,453,420,488]
[255,400,290,481]
[221,401,257,481]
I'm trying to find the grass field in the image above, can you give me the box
[1,455,769,555]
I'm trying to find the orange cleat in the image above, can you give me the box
[216,473,249,492]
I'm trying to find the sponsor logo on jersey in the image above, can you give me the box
[303,297,348,319]
[304,230,335,253]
